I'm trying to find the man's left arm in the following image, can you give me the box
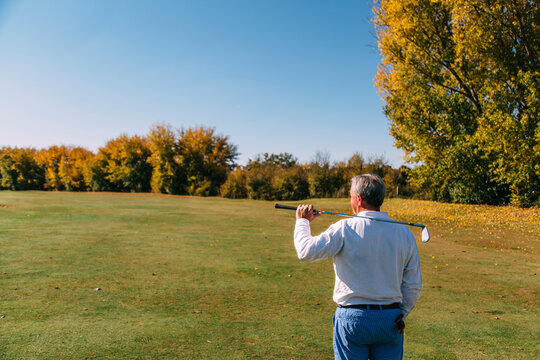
[400,240,422,318]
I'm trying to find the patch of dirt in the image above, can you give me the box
[0,204,13,208]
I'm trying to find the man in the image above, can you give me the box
[293,174,422,360]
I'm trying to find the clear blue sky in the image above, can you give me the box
[0,0,405,167]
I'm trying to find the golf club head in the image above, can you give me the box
[421,227,430,243]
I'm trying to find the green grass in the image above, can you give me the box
[0,191,538,359]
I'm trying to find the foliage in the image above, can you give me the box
[35,146,93,191]
[273,166,311,201]
[374,0,539,206]
[247,152,297,169]
[179,126,238,196]
[0,147,44,190]
[87,135,152,192]
[146,124,186,194]
[220,167,248,199]
[222,152,403,201]
[64,147,94,191]
[246,166,275,200]
[242,152,309,201]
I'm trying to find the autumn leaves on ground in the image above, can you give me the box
[1,192,538,359]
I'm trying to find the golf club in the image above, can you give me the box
[275,203,430,243]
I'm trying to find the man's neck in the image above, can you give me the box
[355,206,380,214]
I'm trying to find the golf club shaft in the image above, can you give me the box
[275,203,425,228]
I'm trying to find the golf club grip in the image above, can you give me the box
[275,203,297,211]
[275,204,322,214]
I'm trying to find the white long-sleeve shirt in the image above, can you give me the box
[294,211,422,317]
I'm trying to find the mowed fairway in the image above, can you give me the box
[0,192,538,360]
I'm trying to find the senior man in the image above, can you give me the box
[294,174,422,360]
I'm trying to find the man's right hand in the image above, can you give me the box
[296,204,321,222]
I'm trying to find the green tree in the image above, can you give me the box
[273,166,310,200]
[85,151,111,192]
[243,153,307,200]
[374,0,539,206]
[308,151,345,198]
[247,152,297,169]
[0,147,44,190]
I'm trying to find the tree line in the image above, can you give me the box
[0,124,236,196]
[221,152,411,200]
[0,124,411,200]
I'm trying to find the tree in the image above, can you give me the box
[247,152,297,169]
[85,151,111,192]
[221,167,248,199]
[147,124,185,194]
[63,147,94,191]
[243,153,306,200]
[309,151,344,198]
[35,146,93,191]
[273,166,310,200]
[179,126,238,196]
[374,0,539,206]
[35,146,69,190]
[88,135,152,192]
[0,147,44,190]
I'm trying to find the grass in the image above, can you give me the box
[0,191,538,359]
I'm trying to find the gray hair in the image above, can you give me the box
[351,174,386,208]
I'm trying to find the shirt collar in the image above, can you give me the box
[356,210,390,219]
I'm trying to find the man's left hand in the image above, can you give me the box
[395,314,405,334]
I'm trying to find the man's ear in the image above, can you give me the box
[357,195,366,208]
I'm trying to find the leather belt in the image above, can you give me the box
[338,303,401,310]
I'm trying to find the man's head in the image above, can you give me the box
[350,174,386,213]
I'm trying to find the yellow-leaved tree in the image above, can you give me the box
[85,135,152,192]
[36,146,94,191]
[179,126,238,196]
[374,0,538,206]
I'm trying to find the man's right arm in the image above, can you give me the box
[294,219,344,262]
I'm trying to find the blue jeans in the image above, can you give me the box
[333,306,403,360]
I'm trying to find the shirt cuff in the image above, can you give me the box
[296,218,310,225]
